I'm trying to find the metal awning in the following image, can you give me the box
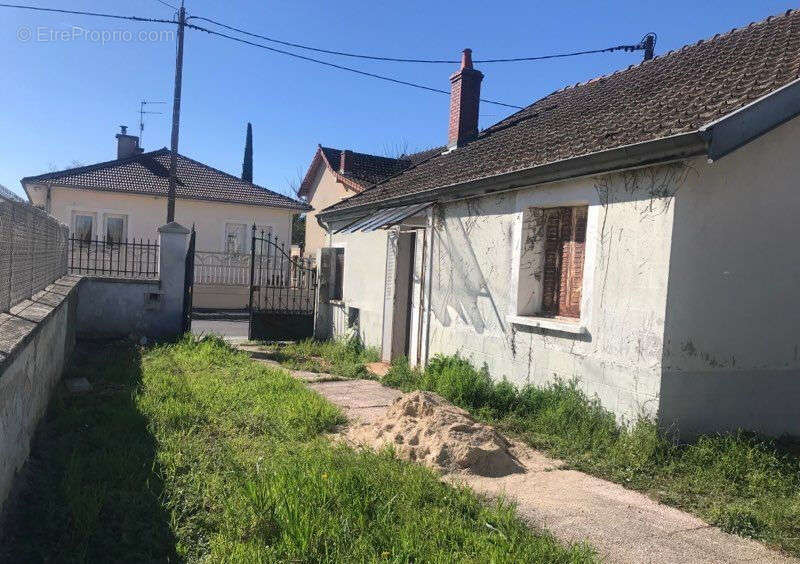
[333,202,431,234]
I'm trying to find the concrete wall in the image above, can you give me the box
[0,276,80,517]
[315,228,389,348]
[305,166,356,258]
[193,284,249,310]
[659,117,800,437]
[26,186,295,251]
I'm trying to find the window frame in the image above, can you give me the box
[71,211,96,242]
[510,203,591,333]
[331,247,345,301]
[224,222,248,254]
[103,213,128,245]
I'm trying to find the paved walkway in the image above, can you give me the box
[239,346,794,564]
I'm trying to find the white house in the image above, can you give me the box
[21,127,310,253]
[313,11,800,438]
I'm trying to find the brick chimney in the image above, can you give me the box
[448,49,483,149]
[339,149,351,174]
[116,125,143,159]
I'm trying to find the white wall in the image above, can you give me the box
[26,186,295,251]
[659,117,800,437]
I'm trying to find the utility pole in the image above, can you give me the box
[167,3,186,223]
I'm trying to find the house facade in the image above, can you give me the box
[22,128,309,252]
[299,145,432,258]
[314,13,800,438]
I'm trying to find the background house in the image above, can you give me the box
[22,127,309,253]
[299,145,439,258]
[314,13,800,438]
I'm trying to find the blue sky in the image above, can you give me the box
[1,0,794,199]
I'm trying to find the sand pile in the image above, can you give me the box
[345,390,524,476]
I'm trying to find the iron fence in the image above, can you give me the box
[0,194,69,313]
[68,235,159,278]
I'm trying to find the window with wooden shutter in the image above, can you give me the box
[540,206,587,318]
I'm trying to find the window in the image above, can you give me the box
[224,223,247,254]
[104,214,127,244]
[540,206,587,318]
[332,247,345,300]
[73,213,94,242]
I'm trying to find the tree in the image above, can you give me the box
[241,122,253,183]
[292,214,306,249]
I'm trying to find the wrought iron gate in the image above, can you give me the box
[181,226,196,333]
[248,226,317,341]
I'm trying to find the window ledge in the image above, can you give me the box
[506,314,587,335]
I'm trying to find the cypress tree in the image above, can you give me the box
[242,122,253,183]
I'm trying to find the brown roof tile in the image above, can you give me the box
[21,148,310,211]
[324,9,800,213]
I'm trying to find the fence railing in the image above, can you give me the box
[68,236,159,279]
[194,250,315,288]
[0,195,69,313]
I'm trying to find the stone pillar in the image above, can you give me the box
[158,222,190,336]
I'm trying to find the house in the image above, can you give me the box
[313,11,800,438]
[22,127,310,253]
[299,145,440,258]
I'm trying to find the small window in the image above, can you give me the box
[332,247,345,300]
[224,223,247,254]
[73,213,94,242]
[104,214,127,244]
[518,205,588,319]
[541,206,587,318]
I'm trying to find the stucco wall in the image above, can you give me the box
[426,166,681,424]
[305,166,356,258]
[318,228,389,348]
[659,117,800,437]
[0,277,79,519]
[27,186,295,251]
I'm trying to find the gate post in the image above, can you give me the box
[158,222,190,336]
[247,223,257,340]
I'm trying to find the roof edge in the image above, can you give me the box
[318,132,708,221]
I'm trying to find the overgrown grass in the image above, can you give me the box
[381,354,800,555]
[260,335,381,379]
[1,337,594,563]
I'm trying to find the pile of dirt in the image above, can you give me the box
[345,390,524,477]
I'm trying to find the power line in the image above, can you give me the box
[152,0,178,11]
[185,23,525,109]
[188,15,650,64]
[0,2,176,24]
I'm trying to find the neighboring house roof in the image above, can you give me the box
[299,144,442,197]
[322,9,800,215]
[0,183,26,203]
[21,148,310,211]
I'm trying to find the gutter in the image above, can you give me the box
[318,131,707,222]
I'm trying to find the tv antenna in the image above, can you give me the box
[139,100,166,146]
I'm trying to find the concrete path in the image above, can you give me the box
[240,348,794,564]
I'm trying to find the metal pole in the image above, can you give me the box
[167,5,186,223]
[248,224,257,339]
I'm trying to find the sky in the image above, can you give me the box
[0,0,795,200]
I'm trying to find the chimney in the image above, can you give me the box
[448,49,483,149]
[339,149,351,174]
[116,125,142,159]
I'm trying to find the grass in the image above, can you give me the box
[378,354,800,556]
[1,337,594,563]
[258,335,381,379]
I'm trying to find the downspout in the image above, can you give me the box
[420,206,434,365]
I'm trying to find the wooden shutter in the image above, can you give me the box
[541,209,563,315]
[540,206,587,318]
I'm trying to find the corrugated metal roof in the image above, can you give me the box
[335,202,431,233]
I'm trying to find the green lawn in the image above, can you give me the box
[0,337,593,563]
[267,340,800,557]
[258,336,381,379]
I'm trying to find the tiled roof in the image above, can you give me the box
[21,148,310,211]
[319,146,412,187]
[324,9,800,213]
